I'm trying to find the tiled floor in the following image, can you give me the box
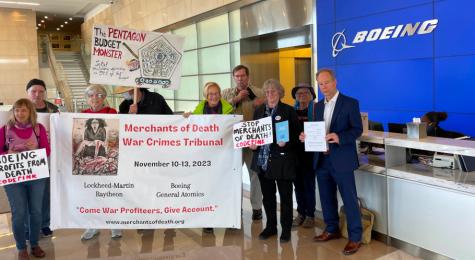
[0,199,419,260]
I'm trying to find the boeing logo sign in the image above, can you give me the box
[331,19,439,57]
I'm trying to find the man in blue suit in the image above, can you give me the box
[301,68,363,255]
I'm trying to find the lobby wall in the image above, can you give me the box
[317,0,475,136]
[0,8,39,105]
[82,0,238,57]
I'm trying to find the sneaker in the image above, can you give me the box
[81,229,99,240]
[41,227,53,237]
[302,216,315,228]
[252,209,262,221]
[111,229,122,239]
[202,228,214,234]
[292,214,305,227]
[30,246,46,258]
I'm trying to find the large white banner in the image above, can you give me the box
[89,24,184,89]
[50,114,242,229]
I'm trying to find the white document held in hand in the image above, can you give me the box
[304,121,328,152]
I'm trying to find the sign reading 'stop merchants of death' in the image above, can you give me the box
[232,116,273,149]
[50,114,243,229]
[90,24,184,90]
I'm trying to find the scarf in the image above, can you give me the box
[293,101,314,121]
[257,104,276,171]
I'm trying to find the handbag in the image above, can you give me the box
[265,152,296,180]
[339,198,375,244]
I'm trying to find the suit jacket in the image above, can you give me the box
[251,101,301,179]
[313,93,362,173]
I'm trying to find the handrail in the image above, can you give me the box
[43,36,74,112]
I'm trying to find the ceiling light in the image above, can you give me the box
[0,1,40,6]
[0,58,29,64]
[69,17,72,20]
[37,23,40,26]
[56,28,60,31]
[60,25,63,27]
[41,20,44,23]
[44,15,47,19]
[64,21,68,24]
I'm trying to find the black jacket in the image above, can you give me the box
[119,89,173,115]
[251,101,300,179]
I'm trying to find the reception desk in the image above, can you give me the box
[350,131,475,260]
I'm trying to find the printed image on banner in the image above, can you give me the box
[90,24,185,90]
[72,118,119,176]
[50,113,243,229]
[233,116,273,148]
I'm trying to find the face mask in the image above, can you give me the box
[122,92,133,100]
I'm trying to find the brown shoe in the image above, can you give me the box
[30,246,45,258]
[343,241,361,255]
[18,250,29,260]
[313,231,341,242]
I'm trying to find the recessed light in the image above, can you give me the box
[56,28,60,31]
[69,17,72,20]
[64,21,68,24]
[37,23,40,26]
[60,25,64,27]
[44,16,48,19]
[41,20,44,23]
[0,1,40,6]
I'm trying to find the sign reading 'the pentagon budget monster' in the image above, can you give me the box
[90,24,184,90]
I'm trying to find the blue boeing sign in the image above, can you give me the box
[317,0,475,136]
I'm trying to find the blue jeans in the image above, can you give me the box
[41,177,50,228]
[4,178,46,250]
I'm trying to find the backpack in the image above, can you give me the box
[2,124,40,152]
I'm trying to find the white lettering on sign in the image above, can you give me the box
[332,19,438,57]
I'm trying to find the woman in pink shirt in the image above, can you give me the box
[0,98,50,260]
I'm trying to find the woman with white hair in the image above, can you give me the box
[79,84,122,240]
[192,82,233,115]
[250,79,300,243]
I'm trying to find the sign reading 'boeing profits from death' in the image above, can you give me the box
[90,24,185,90]
[331,19,438,57]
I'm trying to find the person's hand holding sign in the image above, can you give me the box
[128,104,138,114]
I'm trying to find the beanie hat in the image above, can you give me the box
[26,78,46,91]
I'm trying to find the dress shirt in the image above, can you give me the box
[323,91,340,134]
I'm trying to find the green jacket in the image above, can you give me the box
[192,99,233,115]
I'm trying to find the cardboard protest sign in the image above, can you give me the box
[0,149,49,186]
[90,24,184,90]
[232,116,273,148]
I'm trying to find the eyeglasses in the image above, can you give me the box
[88,93,105,99]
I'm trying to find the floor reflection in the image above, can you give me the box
[0,199,403,259]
